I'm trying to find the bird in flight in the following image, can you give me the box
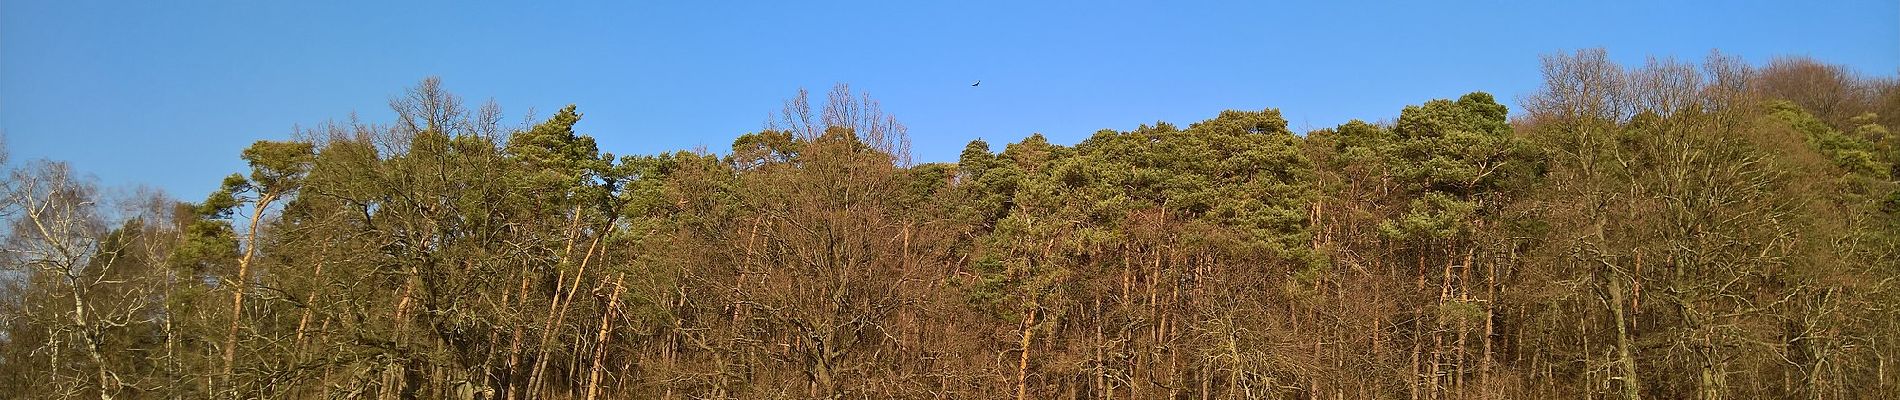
[971,80,981,87]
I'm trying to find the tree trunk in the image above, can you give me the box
[584,273,625,400]
[223,192,275,391]
[70,285,114,400]
[1482,247,1499,400]
[1016,306,1038,400]
[1411,252,1426,400]
[504,268,532,400]
[1610,273,1641,400]
[529,235,601,397]
[293,247,328,360]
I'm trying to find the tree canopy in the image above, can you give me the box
[3,51,1899,400]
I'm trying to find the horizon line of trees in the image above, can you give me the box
[2,48,1898,399]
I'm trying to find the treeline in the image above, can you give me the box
[2,49,1897,399]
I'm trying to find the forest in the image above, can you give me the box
[1,49,1897,399]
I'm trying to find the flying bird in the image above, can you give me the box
[971,80,981,87]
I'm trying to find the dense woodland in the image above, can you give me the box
[2,49,1898,399]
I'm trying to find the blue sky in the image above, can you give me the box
[3,1,1896,200]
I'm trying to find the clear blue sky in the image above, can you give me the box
[3,1,1896,200]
